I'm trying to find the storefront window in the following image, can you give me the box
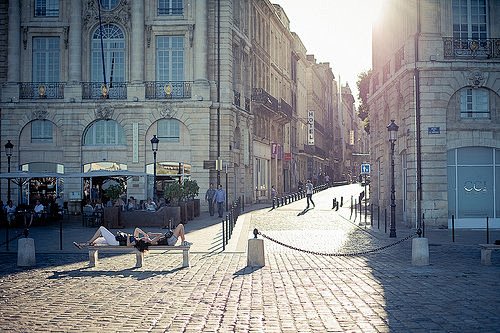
[447,147,499,227]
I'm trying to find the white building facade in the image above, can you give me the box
[369,0,500,229]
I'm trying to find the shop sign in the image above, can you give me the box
[308,111,315,145]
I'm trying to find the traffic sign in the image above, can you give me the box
[361,163,370,174]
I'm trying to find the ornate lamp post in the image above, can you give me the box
[387,120,399,238]
[5,140,13,201]
[150,135,159,202]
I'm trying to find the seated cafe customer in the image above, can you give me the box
[5,200,16,225]
[29,199,45,227]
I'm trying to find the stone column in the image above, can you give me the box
[193,0,207,81]
[7,0,20,83]
[130,0,145,83]
[68,0,82,83]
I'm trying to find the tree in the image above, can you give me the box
[356,70,372,133]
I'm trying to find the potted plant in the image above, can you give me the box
[164,181,183,206]
[104,183,125,202]
[163,181,183,223]
[183,179,200,218]
[103,182,125,228]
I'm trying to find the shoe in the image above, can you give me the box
[181,240,193,247]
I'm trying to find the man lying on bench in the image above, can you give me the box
[73,224,192,250]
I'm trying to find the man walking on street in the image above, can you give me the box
[306,179,315,209]
[213,184,226,218]
[205,183,216,216]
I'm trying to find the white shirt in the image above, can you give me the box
[34,203,45,213]
[306,182,313,194]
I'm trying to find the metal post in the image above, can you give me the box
[364,174,367,226]
[5,223,8,251]
[389,138,396,237]
[59,216,63,250]
[377,205,380,229]
[370,204,373,226]
[7,155,11,201]
[452,214,455,242]
[153,151,157,201]
[225,165,228,212]
[150,135,159,202]
[226,215,229,244]
[486,216,489,244]
[221,217,225,251]
[384,208,387,233]
[387,120,398,238]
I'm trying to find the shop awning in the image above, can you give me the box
[0,171,65,185]
[65,170,147,178]
[0,171,64,179]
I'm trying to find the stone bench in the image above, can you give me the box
[88,245,190,268]
[479,244,500,265]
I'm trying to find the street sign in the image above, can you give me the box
[203,160,216,170]
[361,163,370,174]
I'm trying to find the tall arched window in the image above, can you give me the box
[31,120,53,143]
[91,24,125,84]
[84,120,125,145]
[157,119,180,142]
[460,87,490,119]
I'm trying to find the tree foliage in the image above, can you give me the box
[356,70,372,133]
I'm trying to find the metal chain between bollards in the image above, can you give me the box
[256,229,417,257]
[0,230,26,248]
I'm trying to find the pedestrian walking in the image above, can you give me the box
[271,185,277,199]
[205,183,216,216]
[213,184,226,218]
[306,179,315,209]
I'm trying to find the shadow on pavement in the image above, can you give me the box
[232,265,262,277]
[47,265,186,281]
[297,208,313,216]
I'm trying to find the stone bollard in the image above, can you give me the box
[247,229,265,267]
[18,238,36,267]
[412,237,429,266]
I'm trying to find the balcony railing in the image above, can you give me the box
[314,120,324,133]
[233,90,241,107]
[443,37,500,59]
[251,88,278,112]
[19,82,64,99]
[279,99,293,118]
[82,82,127,100]
[244,97,250,112]
[145,81,192,99]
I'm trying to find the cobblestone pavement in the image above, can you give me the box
[1,185,499,332]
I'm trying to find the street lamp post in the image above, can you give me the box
[150,135,159,202]
[5,140,13,201]
[387,120,399,238]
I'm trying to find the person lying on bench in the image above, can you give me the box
[156,223,192,247]
[73,225,192,249]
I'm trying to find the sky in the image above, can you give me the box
[272,0,385,106]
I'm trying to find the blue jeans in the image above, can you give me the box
[208,200,215,216]
[306,194,315,208]
[217,202,224,217]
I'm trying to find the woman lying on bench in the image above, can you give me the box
[73,224,192,249]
